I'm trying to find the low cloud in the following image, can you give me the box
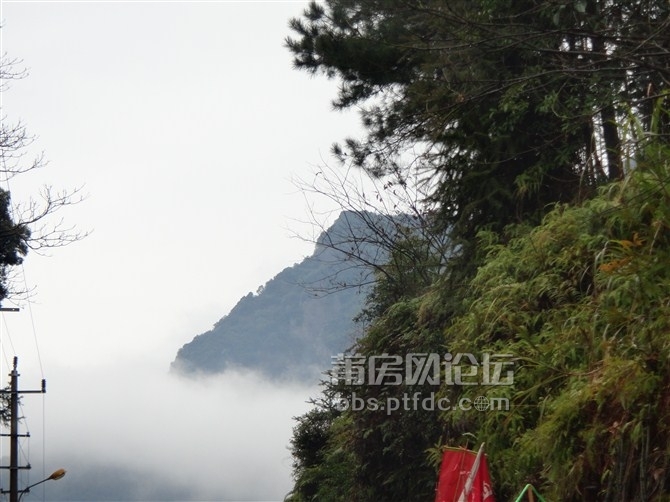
[16,359,318,501]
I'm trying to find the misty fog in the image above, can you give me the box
[0,2,352,501]
[10,359,319,501]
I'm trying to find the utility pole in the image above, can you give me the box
[0,356,46,502]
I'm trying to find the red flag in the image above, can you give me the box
[434,444,495,502]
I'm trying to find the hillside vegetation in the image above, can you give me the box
[284,0,670,500]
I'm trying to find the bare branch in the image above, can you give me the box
[290,159,450,297]
[0,55,88,301]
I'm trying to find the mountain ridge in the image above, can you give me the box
[171,211,396,380]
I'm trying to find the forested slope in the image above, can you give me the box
[284,1,670,500]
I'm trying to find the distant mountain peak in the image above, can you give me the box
[171,210,397,381]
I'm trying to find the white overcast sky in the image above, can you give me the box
[1,0,363,367]
[0,2,364,500]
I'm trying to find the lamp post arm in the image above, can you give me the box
[17,469,66,502]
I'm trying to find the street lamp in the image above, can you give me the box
[18,469,66,502]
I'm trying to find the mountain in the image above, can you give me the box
[171,211,397,380]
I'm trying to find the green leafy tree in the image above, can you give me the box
[285,2,670,500]
[287,0,670,252]
[288,126,670,501]
[287,240,450,501]
[436,133,670,499]
[0,189,29,301]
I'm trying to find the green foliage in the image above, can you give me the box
[287,241,449,501]
[0,188,29,302]
[285,406,359,502]
[287,135,670,501]
[287,0,670,252]
[285,2,670,500]
[356,233,443,323]
[437,136,670,500]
